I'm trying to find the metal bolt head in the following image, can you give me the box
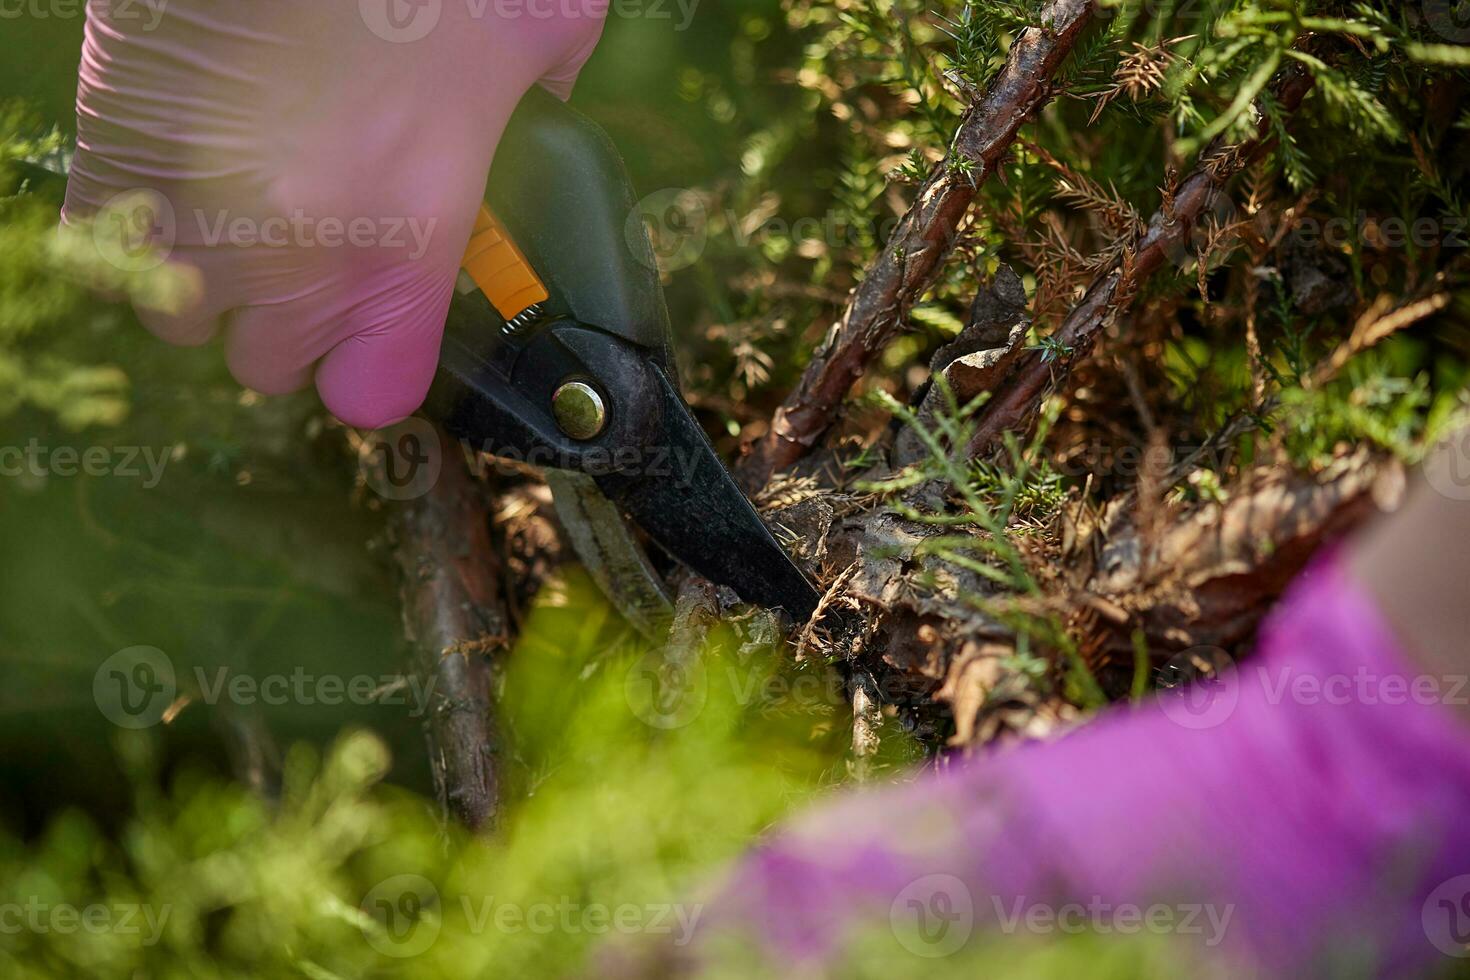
[552,380,607,440]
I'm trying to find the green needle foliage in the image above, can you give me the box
[861,385,1104,708]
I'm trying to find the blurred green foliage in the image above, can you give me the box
[0,567,1199,978]
[0,21,894,978]
[0,0,1467,975]
[0,108,126,428]
[0,569,898,977]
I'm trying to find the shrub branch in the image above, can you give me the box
[741,0,1097,487]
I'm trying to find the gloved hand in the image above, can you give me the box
[668,550,1470,976]
[63,0,605,428]
[634,467,1470,977]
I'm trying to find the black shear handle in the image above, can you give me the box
[482,86,674,367]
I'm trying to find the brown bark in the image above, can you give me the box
[774,451,1401,746]
[964,66,1316,459]
[740,0,1096,487]
[390,427,510,831]
[1071,453,1404,675]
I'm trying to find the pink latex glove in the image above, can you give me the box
[62,0,605,428]
[662,551,1470,976]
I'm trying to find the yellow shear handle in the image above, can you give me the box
[460,205,549,320]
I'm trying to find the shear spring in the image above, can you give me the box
[501,303,546,337]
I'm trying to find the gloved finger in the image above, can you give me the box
[536,16,607,100]
[138,302,224,348]
[132,252,231,347]
[222,296,324,397]
[218,238,451,400]
[59,191,226,346]
[313,267,458,430]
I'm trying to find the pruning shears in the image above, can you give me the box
[426,88,819,621]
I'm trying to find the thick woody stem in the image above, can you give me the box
[390,426,510,831]
[740,0,1096,487]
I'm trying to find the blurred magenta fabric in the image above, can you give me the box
[62,0,604,427]
[690,553,1470,975]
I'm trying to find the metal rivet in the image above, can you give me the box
[552,381,607,440]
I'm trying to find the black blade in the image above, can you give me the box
[594,367,820,621]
